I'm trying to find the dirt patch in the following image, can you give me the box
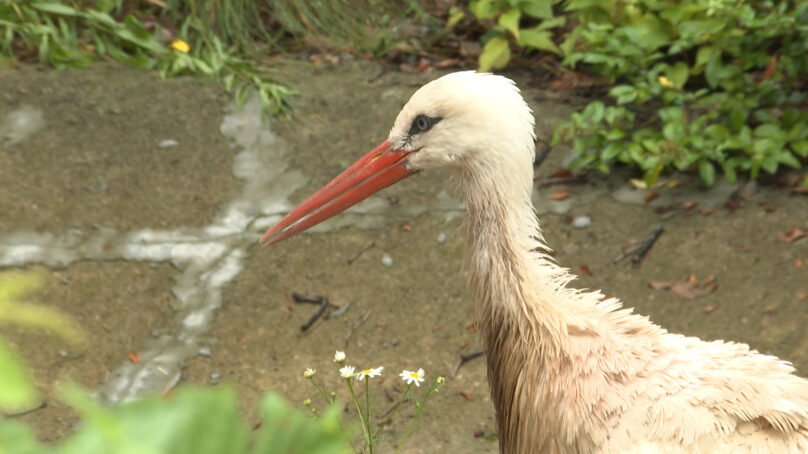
[0,65,238,234]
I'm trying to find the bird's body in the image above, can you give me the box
[263,72,808,453]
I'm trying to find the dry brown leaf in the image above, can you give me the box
[459,391,475,401]
[644,191,659,203]
[649,276,718,299]
[550,190,570,200]
[649,281,672,290]
[699,208,718,216]
[796,258,804,268]
[128,352,141,363]
[703,304,716,314]
[779,228,808,242]
[682,201,698,210]
[579,265,593,276]
[671,280,717,299]
[762,53,779,81]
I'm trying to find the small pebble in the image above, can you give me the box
[381,253,393,267]
[61,276,70,285]
[59,350,68,357]
[198,347,212,357]
[157,139,179,149]
[437,232,446,244]
[209,372,220,385]
[391,338,399,347]
[149,262,158,269]
[572,216,592,229]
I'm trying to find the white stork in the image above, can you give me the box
[261,71,808,453]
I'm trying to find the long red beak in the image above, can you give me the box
[260,140,415,246]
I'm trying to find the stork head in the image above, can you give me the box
[260,71,535,246]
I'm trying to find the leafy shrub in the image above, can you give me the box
[553,0,808,186]
[453,0,566,71]
[456,0,808,186]
[0,1,294,115]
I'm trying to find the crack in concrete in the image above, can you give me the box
[0,95,464,404]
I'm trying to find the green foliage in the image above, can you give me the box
[0,271,84,413]
[0,386,353,454]
[0,272,352,454]
[552,0,808,185]
[463,0,565,71]
[0,1,294,116]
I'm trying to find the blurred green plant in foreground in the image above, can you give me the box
[0,271,353,454]
[0,270,83,414]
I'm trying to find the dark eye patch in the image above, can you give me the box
[408,114,441,136]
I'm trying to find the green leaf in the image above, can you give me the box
[519,0,553,19]
[446,7,465,28]
[537,16,566,30]
[253,392,353,454]
[791,140,808,158]
[722,163,738,183]
[478,36,511,72]
[0,420,49,454]
[0,338,38,412]
[94,0,116,14]
[699,160,716,186]
[643,161,664,186]
[695,46,714,68]
[605,128,626,140]
[665,62,689,89]
[62,385,250,454]
[518,28,561,54]
[30,2,80,16]
[498,9,521,39]
[779,151,801,169]
[469,0,500,20]
[754,124,785,140]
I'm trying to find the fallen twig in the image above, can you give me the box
[328,301,352,318]
[343,311,372,349]
[537,175,589,187]
[301,298,329,331]
[630,224,664,267]
[533,139,551,169]
[5,401,47,417]
[347,240,375,265]
[292,292,326,304]
[450,350,484,379]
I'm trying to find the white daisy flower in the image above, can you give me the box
[400,368,425,387]
[339,365,355,379]
[334,351,346,363]
[356,366,384,381]
[304,368,316,378]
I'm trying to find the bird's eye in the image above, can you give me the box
[409,114,441,136]
[415,115,430,131]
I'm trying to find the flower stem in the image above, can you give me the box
[395,380,441,453]
[346,379,372,453]
[365,378,371,427]
[308,378,332,405]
